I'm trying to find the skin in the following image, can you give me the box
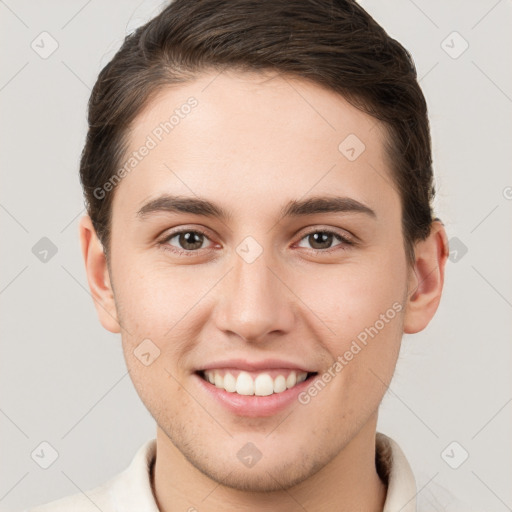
[79,70,448,512]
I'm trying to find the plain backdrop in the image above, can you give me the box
[1,1,511,511]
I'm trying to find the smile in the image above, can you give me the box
[198,369,317,396]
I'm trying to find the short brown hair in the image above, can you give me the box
[80,0,435,265]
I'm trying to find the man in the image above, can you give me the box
[26,0,470,510]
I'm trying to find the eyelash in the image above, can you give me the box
[158,227,354,257]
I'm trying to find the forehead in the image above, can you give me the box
[111,69,397,221]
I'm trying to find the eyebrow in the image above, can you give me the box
[136,194,376,222]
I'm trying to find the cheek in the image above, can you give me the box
[113,261,198,334]
[114,267,196,405]
[122,353,191,430]
[114,263,215,391]
[298,252,407,337]
[295,253,406,403]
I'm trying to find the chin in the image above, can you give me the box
[194,459,314,493]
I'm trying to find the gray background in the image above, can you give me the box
[1,1,511,510]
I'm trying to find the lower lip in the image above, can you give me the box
[194,372,317,417]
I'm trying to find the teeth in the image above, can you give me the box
[236,371,254,395]
[254,373,274,396]
[296,372,307,384]
[274,375,287,393]
[223,372,237,393]
[203,369,309,396]
[286,372,297,389]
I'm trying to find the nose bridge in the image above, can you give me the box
[216,240,294,342]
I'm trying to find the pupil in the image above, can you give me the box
[181,231,203,250]
[311,232,332,249]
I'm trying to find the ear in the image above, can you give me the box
[403,220,449,334]
[78,215,121,334]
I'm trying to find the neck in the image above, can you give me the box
[152,414,388,512]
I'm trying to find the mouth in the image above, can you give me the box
[196,368,319,397]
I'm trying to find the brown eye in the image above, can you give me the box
[296,229,353,252]
[307,232,335,250]
[162,229,212,253]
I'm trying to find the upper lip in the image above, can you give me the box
[198,358,315,373]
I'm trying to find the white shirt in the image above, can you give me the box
[24,432,472,512]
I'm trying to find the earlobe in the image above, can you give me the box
[403,220,449,334]
[78,215,121,334]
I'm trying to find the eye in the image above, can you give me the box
[158,227,354,257]
[160,228,214,255]
[295,229,353,252]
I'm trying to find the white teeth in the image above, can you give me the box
[214,372,224,388]
[223,372,237,393]
[254,374,274,396]
[286,372,297,389]
[236,371,254,395]
[274,375,287,393]
[203,369,309,395]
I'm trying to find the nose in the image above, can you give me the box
[212,249,295,343]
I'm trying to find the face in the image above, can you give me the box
[99,70,413,491]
